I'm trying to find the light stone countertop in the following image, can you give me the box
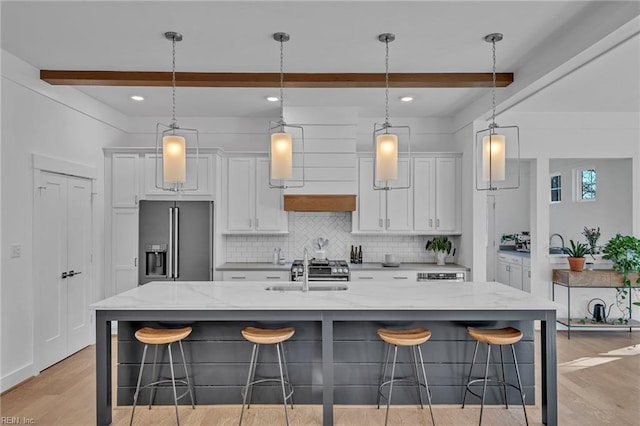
[91,281,558,311]
[217,262,469,272]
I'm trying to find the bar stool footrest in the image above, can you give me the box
[241,377,294,402]
[378,378,432,403]
[138,379,193,402]
[464,377,525,401]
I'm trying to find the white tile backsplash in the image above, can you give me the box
[225,212,456,263]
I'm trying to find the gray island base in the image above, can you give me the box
[92,281,558,426]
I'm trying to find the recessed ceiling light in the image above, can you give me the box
[266,96,280,102]
[130,95,144,101]
[400,96,414,102]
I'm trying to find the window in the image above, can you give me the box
[577,168,597,201]
[550,173,561,203]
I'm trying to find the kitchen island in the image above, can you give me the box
[91,281,558,426]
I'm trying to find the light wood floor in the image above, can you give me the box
[1,331,638,425]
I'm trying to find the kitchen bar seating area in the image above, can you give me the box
[92,280,557,426]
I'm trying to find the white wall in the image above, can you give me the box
[494,160,532,242]
[0,51,127,391]
[549,158,632,245]
[451,123,480,278]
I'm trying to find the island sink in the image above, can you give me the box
[265,283,349,292]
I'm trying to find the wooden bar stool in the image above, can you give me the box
[461,327,528,425]
[130,326,195,426]
[239,326,296,426]
[376,327,435,426]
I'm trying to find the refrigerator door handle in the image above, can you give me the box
[168,207,174,278]
[174,207,180,279]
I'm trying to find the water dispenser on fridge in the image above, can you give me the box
[145,244,167,277]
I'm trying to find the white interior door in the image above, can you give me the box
[36,172,68,368]
[35,171,92,370]
[66,176,92,354]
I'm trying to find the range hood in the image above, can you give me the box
[283,195,356,212]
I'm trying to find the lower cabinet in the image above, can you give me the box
[351,270,415,281]
[497,253,525,291]
[111,208,139,295]
[221,271,289,281]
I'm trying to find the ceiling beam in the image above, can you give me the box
[40,70,513,88]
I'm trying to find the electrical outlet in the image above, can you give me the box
[10,244,21,258]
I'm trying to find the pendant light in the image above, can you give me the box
[155,31,200,192]
[269,32,304,189]
[475,33,519,191]
[373,33,411,191]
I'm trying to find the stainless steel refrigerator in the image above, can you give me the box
[138,201,213,284]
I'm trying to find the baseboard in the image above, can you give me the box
[1,363,36,393]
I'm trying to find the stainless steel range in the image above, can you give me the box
[291,259,350,281]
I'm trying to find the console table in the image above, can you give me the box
[552,269,640,339]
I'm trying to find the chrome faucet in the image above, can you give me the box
[302,248,310,292]
[549,233,565,248]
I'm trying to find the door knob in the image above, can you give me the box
[61,272,68,279]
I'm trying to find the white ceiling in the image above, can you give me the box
[1,1,637,118]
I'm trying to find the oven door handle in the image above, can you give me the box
[307,276,350,281]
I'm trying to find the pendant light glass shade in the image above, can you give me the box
[373,33,411,191]
[270,132,293,180]
[269,32,304,189]
[376,133,398,180]
[481,133,505,181]
[162,135,187,183]
[155,31,199,192]
[475,33,519,191]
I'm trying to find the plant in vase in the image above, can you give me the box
[426,236,452,266]
[563,240,590,272]
[582,226,601,255]
[602,234,640,322]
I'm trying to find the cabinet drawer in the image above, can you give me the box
[222,271,289,281]
[497,254,523,265]
[351,271,414,281]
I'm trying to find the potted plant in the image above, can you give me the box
[563,240,589,271]
[602,234,640,320]
[426,236,452,266]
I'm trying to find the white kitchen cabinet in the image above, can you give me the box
[222,271,289,281]
[112,154,139,207]
[497,253,524,291]
[143,153,213,197]
[351,270,414,281]
[357,158,412,232]
[523,258,531,293]
[111,208,139,295]
[225,157,287,233]
[414,157,461,233]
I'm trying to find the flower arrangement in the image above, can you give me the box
[582,226,601,254]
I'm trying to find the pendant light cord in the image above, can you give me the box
[171,35,177,130]
[384,38,390,127]
[490,38,497,132]
[279,37,285,125]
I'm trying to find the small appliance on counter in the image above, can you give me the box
[500,232,530,252]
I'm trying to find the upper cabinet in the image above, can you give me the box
[143,153,214,198]
[357,158,412,232]
[354,154,461,235]
[223,156,287,234]
[414,157,461,234]
[112,154,140,208]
